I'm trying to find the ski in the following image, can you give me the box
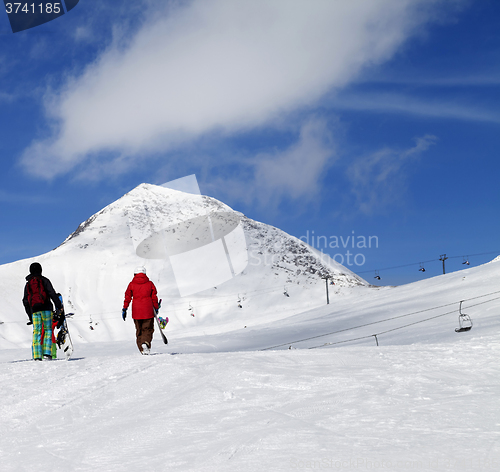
[154,299,168,345]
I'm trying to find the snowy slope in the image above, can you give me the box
[1,184,499,471]
[1,253,500,471]
[0,183,365,349]
[0,333,499,471]
[0,182,497,353]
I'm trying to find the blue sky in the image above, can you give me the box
[0,0,498,286]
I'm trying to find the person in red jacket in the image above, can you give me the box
[122,267,159,355]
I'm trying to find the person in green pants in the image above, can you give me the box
[23,262,63,361]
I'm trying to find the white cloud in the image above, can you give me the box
[0,189,56,204]
[347,134,438,213]
[201,117,336,209]
[252,117,335,203]
[331,91,500,124]
[356,73,500,87]
[21,0,449,179]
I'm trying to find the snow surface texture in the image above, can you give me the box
[0,184,499,471]
[0,339,499,471]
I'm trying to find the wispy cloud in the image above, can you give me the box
[0,92,14,102]
[347,134,438,213]
[360,75,500,87]
[331,91,500,124]
[207,117,336,209]
[252,118,336,204]
[19,0,450,180]
[0,190,56,205]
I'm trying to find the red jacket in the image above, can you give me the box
[123,273,159,320]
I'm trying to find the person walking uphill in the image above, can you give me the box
[23,262,62,361]
[122,267,159,355]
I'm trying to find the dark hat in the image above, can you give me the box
[29,262,42,275]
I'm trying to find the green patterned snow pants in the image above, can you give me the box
[32,310,53,359]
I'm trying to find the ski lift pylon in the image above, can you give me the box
[455,300,472,333]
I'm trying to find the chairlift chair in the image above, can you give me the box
[455,301,472,333]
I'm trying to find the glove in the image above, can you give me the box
[154,300,161,315]
[122,308,127,321]
[27,315,33,326]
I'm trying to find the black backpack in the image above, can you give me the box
[27,276,47,310]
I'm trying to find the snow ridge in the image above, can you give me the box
[60,183,365,286]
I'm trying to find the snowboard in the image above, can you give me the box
[154,299,168,345]
[53,295,74,360]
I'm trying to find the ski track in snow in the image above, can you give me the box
[0,338,499,472]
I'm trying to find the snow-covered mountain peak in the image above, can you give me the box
[62,183,234,249]
[59,183,364,287]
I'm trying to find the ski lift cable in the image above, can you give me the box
[309,295,500,350]
[309,334,375,349]
[448,251,499,260]
[375,309,457,337]
[358,250,500,275]
[312,295,500,349]
[261,302,457,351]
[261,290,500,351]
[359,259,442,274]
